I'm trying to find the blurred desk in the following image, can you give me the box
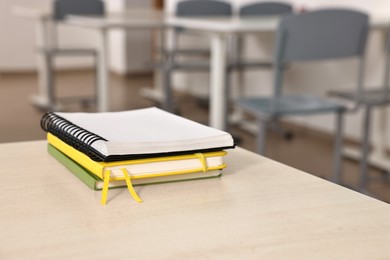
[167,15,390,131]
[0,141,390,258]
[343,16,390,175]
[13,7,165,112]
[13,6,55,110]
[65,10,165,112]
[167,16,280,130]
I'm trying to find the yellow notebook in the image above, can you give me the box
[47,133,227,205]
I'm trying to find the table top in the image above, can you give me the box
[0,140,389,259]
[12,6,280,32]
[66,10,165,29]
[68,14,279,32]
[12,6,276,32]
[12,7,165,29]
[167,16,281,33]
[14,6,390,32]
[12,6,51,20]
[167,15,390,33]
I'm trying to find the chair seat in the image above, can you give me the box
[237,94,346,118]
[39,47,97,56]
[163,48,210,57]
[329,88,390,106]
[173,61,210,70]
[160,60,273,71]
[228,60,273,70]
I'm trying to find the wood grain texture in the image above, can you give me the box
[0,141,389,259]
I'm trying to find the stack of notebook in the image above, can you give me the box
[41,107,235,205]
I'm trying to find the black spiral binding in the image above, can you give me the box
[41,112,236,162]
[41,112,107,161]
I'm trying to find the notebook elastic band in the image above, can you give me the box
[195,153,208,172]
[101,170,111,205]
[121,168,143,203]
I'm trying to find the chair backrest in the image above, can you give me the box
[275,9,368,63]
[54,0,105,21]
[383,25,390,90]
[239,1,293,16]
[271,9,369,105]
[176,0,232,17]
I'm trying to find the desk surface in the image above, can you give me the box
[167,16,280,33]
[66,10,165,29]
[167,15,390,33]
[13,7,165,29]
[0,141,389,259]
[15,6,390,32]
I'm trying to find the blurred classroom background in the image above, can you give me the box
[0,0,389,202]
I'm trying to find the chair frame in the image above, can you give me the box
[162,0,233,112]
[239,1,293,16]
[326,24,390,192]
[40,0,105,111]
[226,1,294,131]
[238,9,369,183]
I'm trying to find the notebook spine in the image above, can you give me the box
[41,112,107,161]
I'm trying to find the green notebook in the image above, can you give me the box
[48,144,222,191]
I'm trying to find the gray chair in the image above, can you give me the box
[164,0,232,64]
[42,0,105,110]
[226,2,294,130]
[228,1,294,75]
[171,0,232,55]
[228,1,293,79]
[162,0,233,112]
[163,1,293,113]
[236,9,369,183]
[240,1,292,16]
[329,25,390,191]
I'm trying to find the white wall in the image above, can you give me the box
[0,0,92,71]
[0,0,152,74]
[166,0,390,144]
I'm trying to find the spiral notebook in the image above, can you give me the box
[41,107,235,162]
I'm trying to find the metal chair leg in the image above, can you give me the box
[332,111,344,184]
[256,119,267,155]
[224,66,233,131]
[358,105,372,191]
[45,52,55,110]
[93,52,99,105]
[162,63,174,113]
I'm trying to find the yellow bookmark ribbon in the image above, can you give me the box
[101,170,111,206]
[195,153,208,172]
[121,168,143,203]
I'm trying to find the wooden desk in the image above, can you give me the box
[167,15,390,130]
[0,141,389,258]
[65,10,166,112]
[13,7,166,112]
[166,16,280,130]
